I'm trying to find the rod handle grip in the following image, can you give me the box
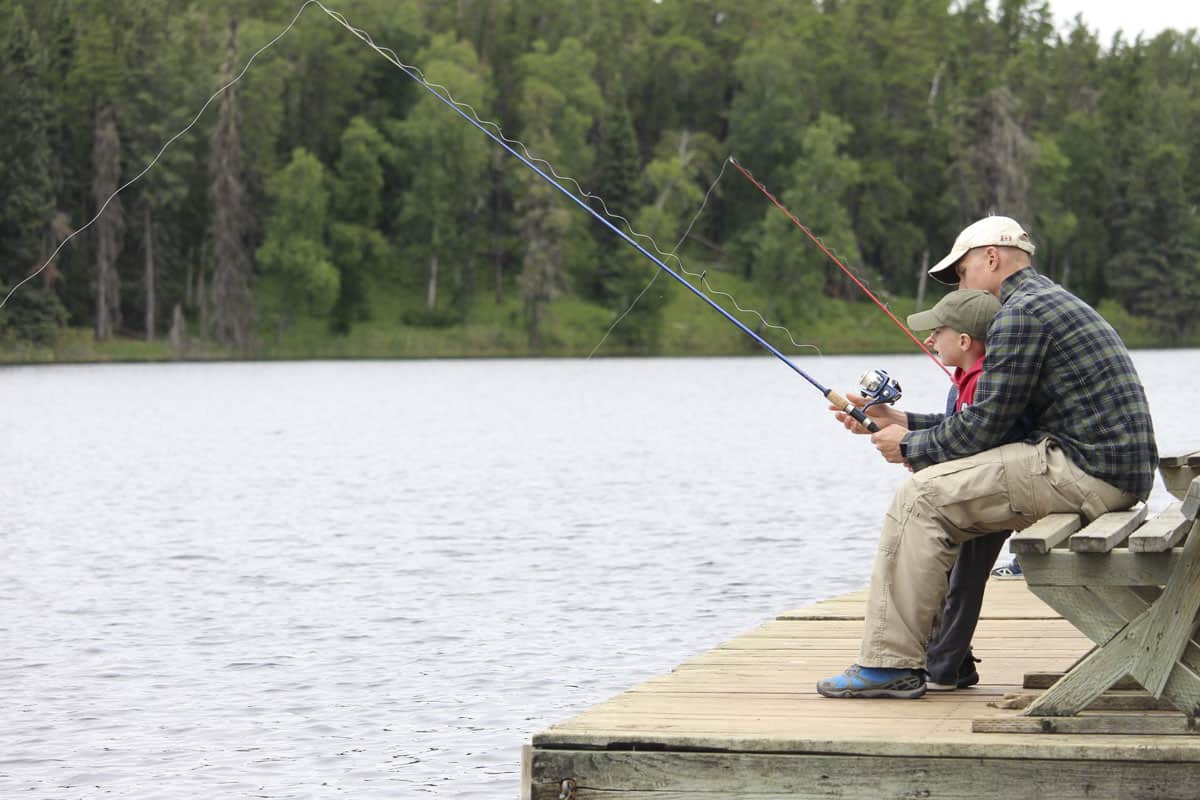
[826,389,880,433]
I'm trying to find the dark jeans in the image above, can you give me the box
[925,529,1011,683]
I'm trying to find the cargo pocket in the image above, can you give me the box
[1000,442,1038,520]
[1028,438,1092,517]
[926,449,1029,535]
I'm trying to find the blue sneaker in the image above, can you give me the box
[816,664,927,698]
[990,558,1023,580]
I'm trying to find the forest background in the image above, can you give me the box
[2,0,1198,362]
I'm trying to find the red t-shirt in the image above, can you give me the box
[954,354,986,410]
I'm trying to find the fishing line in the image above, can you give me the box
[587,158,821,359]
[729,158,953,380]
[590,155,838,359]
[4,1,879,431]
[0,4,312,312]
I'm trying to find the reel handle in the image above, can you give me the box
[826,389,880,433]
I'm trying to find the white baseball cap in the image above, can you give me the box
[929,216,1036,284]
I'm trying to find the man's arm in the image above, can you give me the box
[903,305,1047,470]
[907,410,945,430]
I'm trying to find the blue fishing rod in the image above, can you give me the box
[394,67,880,433]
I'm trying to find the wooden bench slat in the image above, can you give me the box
[1160,456,1200,501]
[1069,505,1148,553]
[1158,451,1200,468]
[1019,550,1180,587]
[1184,477,1200,520]
[1009,513,1081,554]
[1128,503,1191,552]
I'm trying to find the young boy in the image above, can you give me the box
[907,288,999,410]
[905,288,1010,691]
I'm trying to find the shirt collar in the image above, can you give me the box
[1000,265,1040,304]
[953,354,986,388]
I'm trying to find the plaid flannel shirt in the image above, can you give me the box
[903,267,1157,500]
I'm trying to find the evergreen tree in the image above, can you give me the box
[587,89,641,304]
[611,129,720,351]
[1108,143,1200,333]
[91,104,124,341]
[329,115,394,333]
[208,19,256,351]
[0,3,66,343]
[514,37,603,349]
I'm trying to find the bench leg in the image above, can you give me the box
[1129,520,1200,696]
[1020,522,1200,716]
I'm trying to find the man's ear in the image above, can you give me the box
[986,246,1001,271]
[959,333,972,351]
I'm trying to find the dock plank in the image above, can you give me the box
[529,750,1200,800]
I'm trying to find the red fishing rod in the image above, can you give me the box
[729,157,954,382]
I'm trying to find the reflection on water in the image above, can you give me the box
[0,352,1191,797]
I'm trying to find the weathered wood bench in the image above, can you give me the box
[974,451,1200,734]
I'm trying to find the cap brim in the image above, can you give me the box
[928,263,960,285]
[906,309,943,331]
[928,246,964,285]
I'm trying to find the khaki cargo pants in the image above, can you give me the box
[860,439,1136,669]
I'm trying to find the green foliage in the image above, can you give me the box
[1031,132,1077,281]
[752,114,861,322]
[256,148,339,318]
[598,129,721,351]
[0,284,68,346]
[392,35,493,317]
[327,116,395,333]
[4,0,1200,359]
[1107,143,1200,334]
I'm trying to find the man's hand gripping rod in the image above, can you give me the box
[826,369,904,434]
[825,388,880,433]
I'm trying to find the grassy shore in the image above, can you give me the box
[0,273,1185,364]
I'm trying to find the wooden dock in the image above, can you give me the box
[524,580,1200,799]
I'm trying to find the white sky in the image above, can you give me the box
[1045,0,1200,42]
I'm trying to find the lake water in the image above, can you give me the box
[2,351,1194,798]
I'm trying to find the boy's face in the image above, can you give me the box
[924,326,974,370]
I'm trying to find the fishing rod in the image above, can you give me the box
[386,69,881,431]
[729,158,954,382]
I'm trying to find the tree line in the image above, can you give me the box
[2,0,1198,355]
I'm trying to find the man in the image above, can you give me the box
[817,215,1157,699]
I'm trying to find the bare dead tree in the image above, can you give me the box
[169,302,186,357]
[144,204,156,340]
[92,104,124,341]
[974,88,1037,223]
[916,63,946,312]
[517,180,571,350]
[207,18,255,351]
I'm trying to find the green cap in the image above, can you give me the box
[906,289,1000,341]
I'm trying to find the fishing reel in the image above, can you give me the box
[858,368,902,412]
